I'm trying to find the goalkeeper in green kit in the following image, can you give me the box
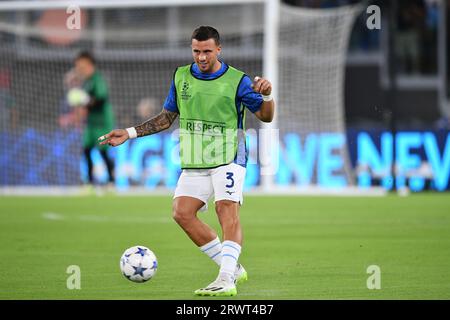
[99,26,275,296]
[73,51,115,187]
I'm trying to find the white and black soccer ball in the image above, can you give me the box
[120,246,158,283]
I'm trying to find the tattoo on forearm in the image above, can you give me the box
[135,109,178,137]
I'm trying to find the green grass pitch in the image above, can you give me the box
[0,194,449,299]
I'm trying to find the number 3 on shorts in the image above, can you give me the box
[225,172,234,188]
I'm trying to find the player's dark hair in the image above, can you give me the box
[75,50,96,65]
[191,26,220,45]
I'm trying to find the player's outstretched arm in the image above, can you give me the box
[252,76,275,123]
[98,109,178,147]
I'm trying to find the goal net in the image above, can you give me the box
[0,0,362,192]
[277,3,362,188]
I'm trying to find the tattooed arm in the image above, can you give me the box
[98,109,178,147]
[135,109,178,137]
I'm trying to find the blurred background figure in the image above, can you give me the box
[396,0,426,74]
[73,51,115,189]
[0,67,17,132]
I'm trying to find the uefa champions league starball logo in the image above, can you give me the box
[181,81,191,100]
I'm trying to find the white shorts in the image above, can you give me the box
[173,163,246,211]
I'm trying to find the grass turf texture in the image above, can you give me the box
[0,194,449,299]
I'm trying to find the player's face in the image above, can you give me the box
[75,58,95,79]
[191,38,221,73]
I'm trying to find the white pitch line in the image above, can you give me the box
[42,212,171,224]
[42,212,65,221]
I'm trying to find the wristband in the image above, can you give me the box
[126,127,137,139]
[262,93,273,102]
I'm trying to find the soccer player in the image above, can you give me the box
[74,51,115,187]
[99,26,274,296]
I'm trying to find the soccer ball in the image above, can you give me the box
[67,87,89,107]
[120,245,158,283]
